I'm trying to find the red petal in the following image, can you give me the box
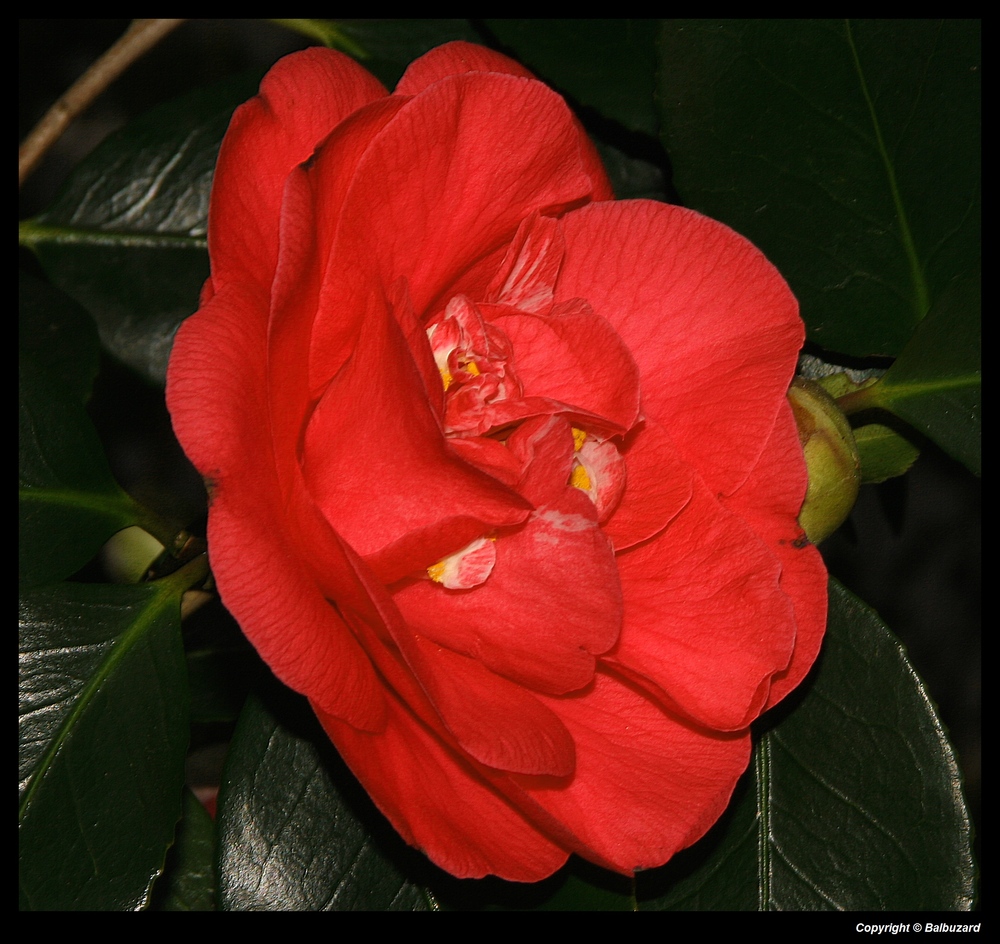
[395,41,540,92]
[515,670,752,872]
[166,285,386,732]
[313,615,571,880]
[396,634,576,776]
[602,418,693,551]
[298,96,413,397]
[490,298,641,432]
[395,41,613,203]
[610,475,797,731]
[484,211,564,313]
[393,421,621,695]
[556,200,803,498]
[320,70,600,324]
[301,287,530,584]
[208,48,385,292]
[723,403,828,708]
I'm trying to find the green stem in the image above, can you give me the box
[835,382,885,417]
[19,217,206,252]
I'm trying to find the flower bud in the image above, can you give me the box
[788,377,861,544]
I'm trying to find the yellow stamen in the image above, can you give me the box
[570,463,591,491]
[572,427,587,451]
[427,560,447,583]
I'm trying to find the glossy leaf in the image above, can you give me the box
[857,269,981,475]
[217,692,437,912]
[637,578,975,910]
[19,348,139,585]
[658,19,980,358]
[18,577,191,911]
[152,788,217,911]
[21,74,259,384]
[484,20,660,135]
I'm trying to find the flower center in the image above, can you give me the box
[423,296,626,589]
[427,296,521,438]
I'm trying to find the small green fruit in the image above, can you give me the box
[788,377,861,544]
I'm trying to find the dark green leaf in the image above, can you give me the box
[19,578,191,911]
[185,609,266,724]
[658,19,980,358]
[526,870,634,911]
[19,348,139,584]
[860,269,980,475]
[22,73,259,384]
[594,140,669,202]
[28,242,208,386]
[638,578,975,910]
[152,788,217,911]
[484,20,660,136]
[217,692,437,911]
[19,271,100,404]
[430,856,635,911]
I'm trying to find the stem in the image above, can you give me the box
[18,18,186,188]
[835,382,885,417]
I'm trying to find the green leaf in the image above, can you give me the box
[216,691,437,911]
[854,422,921,484]
[19,348,139,584]
[594,140,670,202]
[19,577,191,911]
[19,271,100,404]
[185,611,266,724]
[151,788,217,911]
[853,269,981,475]
[658,19,980,358]
[484,20,660,135]
[22,73,259,384]
[637,578,975,910]
[429,856,635,911]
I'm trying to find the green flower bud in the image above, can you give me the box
[788,377,861,544]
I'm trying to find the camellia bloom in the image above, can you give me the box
[166,42,828,881]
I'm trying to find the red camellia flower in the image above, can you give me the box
[166,42,828,881]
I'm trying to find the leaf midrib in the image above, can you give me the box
[18,581,180,822]
[845,18,932,322]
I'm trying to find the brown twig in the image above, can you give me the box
[18,18,186,189]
